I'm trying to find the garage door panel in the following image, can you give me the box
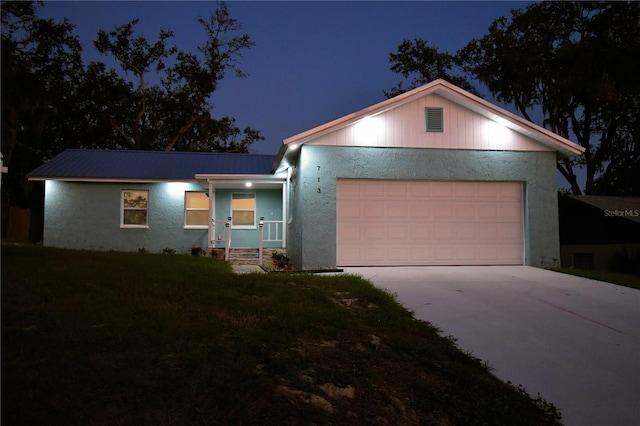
[499,224,522,241]
[433,205,453,219]
[337,224,361,241]
[456,224,476,241]
[500,204,521,220]
[410,202,430,219]
[387,224,409,240]
[387,204,408,218]
[499,184,522,199]
[363,226,385,241]
[478,204,498,219]
[384,181,408,197]
[363,202,385,218]
[408,183,431,197]
[454,184,475,198]
[431,183,454,198]
[337,180,523,266]
[477,185,499,199]
[434,226,455,240]
[455,204,476,219]
[388,247,411,261]
[337,200,361,218]
[338,180,362,198]
[413,225,431,239]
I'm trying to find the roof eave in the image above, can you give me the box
[283,79,585,158]
[194,173,286,181]
[27,176,198,183]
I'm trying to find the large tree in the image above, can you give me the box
[384,38,478,98]
[1,0,83,209]
[457,1,640,195]
[91,1,262,152]
[1,1,263,240]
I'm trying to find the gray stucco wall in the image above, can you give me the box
[287,145,560,270]
[43,181,283,253]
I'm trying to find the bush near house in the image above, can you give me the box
[2,244,560,425]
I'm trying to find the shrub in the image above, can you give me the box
[608,247,640,275]
[191,247,205,256]
[271,251,291,269]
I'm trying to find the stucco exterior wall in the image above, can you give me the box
[287,145,560,270]
[43,181,282,253]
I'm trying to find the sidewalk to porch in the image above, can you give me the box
[231,264,265,274]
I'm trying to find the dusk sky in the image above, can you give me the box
[38,1,537,153]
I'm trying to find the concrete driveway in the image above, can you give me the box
[342,266,640,426]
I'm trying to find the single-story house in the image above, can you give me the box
[559,195,640,271]
[29,79,584,269]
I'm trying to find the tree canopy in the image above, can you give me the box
[384,38,478,98]
[1,0,83,207]
[1,0,262,210]
[91,2,262,152]
[387,1,640,195]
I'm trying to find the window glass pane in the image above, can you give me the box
[186,210,209,226]
[232,198,255,210]
[186,192,208,209]
[232,211,254,226]
[123,210,148,225]
[123,191,148,208]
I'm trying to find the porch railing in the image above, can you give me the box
[259,218,284,265]
[210,217,232,261]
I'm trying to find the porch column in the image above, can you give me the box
[208,182,215,248]
[282,169,290,249]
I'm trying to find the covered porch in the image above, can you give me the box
[196,172,288,264]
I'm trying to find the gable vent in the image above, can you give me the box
[425,107,444,132]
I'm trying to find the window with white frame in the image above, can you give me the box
[231,193,256,228]
[121,190,148,227]
[185,192,209,228]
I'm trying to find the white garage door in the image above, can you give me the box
[336,180,523,266]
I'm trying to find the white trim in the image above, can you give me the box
[208,184,216,247]
[281,180,287,248]
[195,174,286,183]
[120,189,149,228]
[28,177,197,183]
[183,191,209,229]
[230,192,257,229]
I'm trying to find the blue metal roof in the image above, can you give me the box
[28,149,277,181]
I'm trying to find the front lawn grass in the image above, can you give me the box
[553,268,640,290]
[2,243,560,425]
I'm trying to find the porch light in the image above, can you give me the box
[289,144,299,150]
[245,182,253,187]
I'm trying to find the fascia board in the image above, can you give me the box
[433,81,585,158]
[194,173,286,182]
[27,176,197,183]
[283,78,585,158]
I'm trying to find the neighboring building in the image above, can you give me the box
[559,196,640,271]
[29,79,584,269]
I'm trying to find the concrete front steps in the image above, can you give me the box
[228,248,260,265]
